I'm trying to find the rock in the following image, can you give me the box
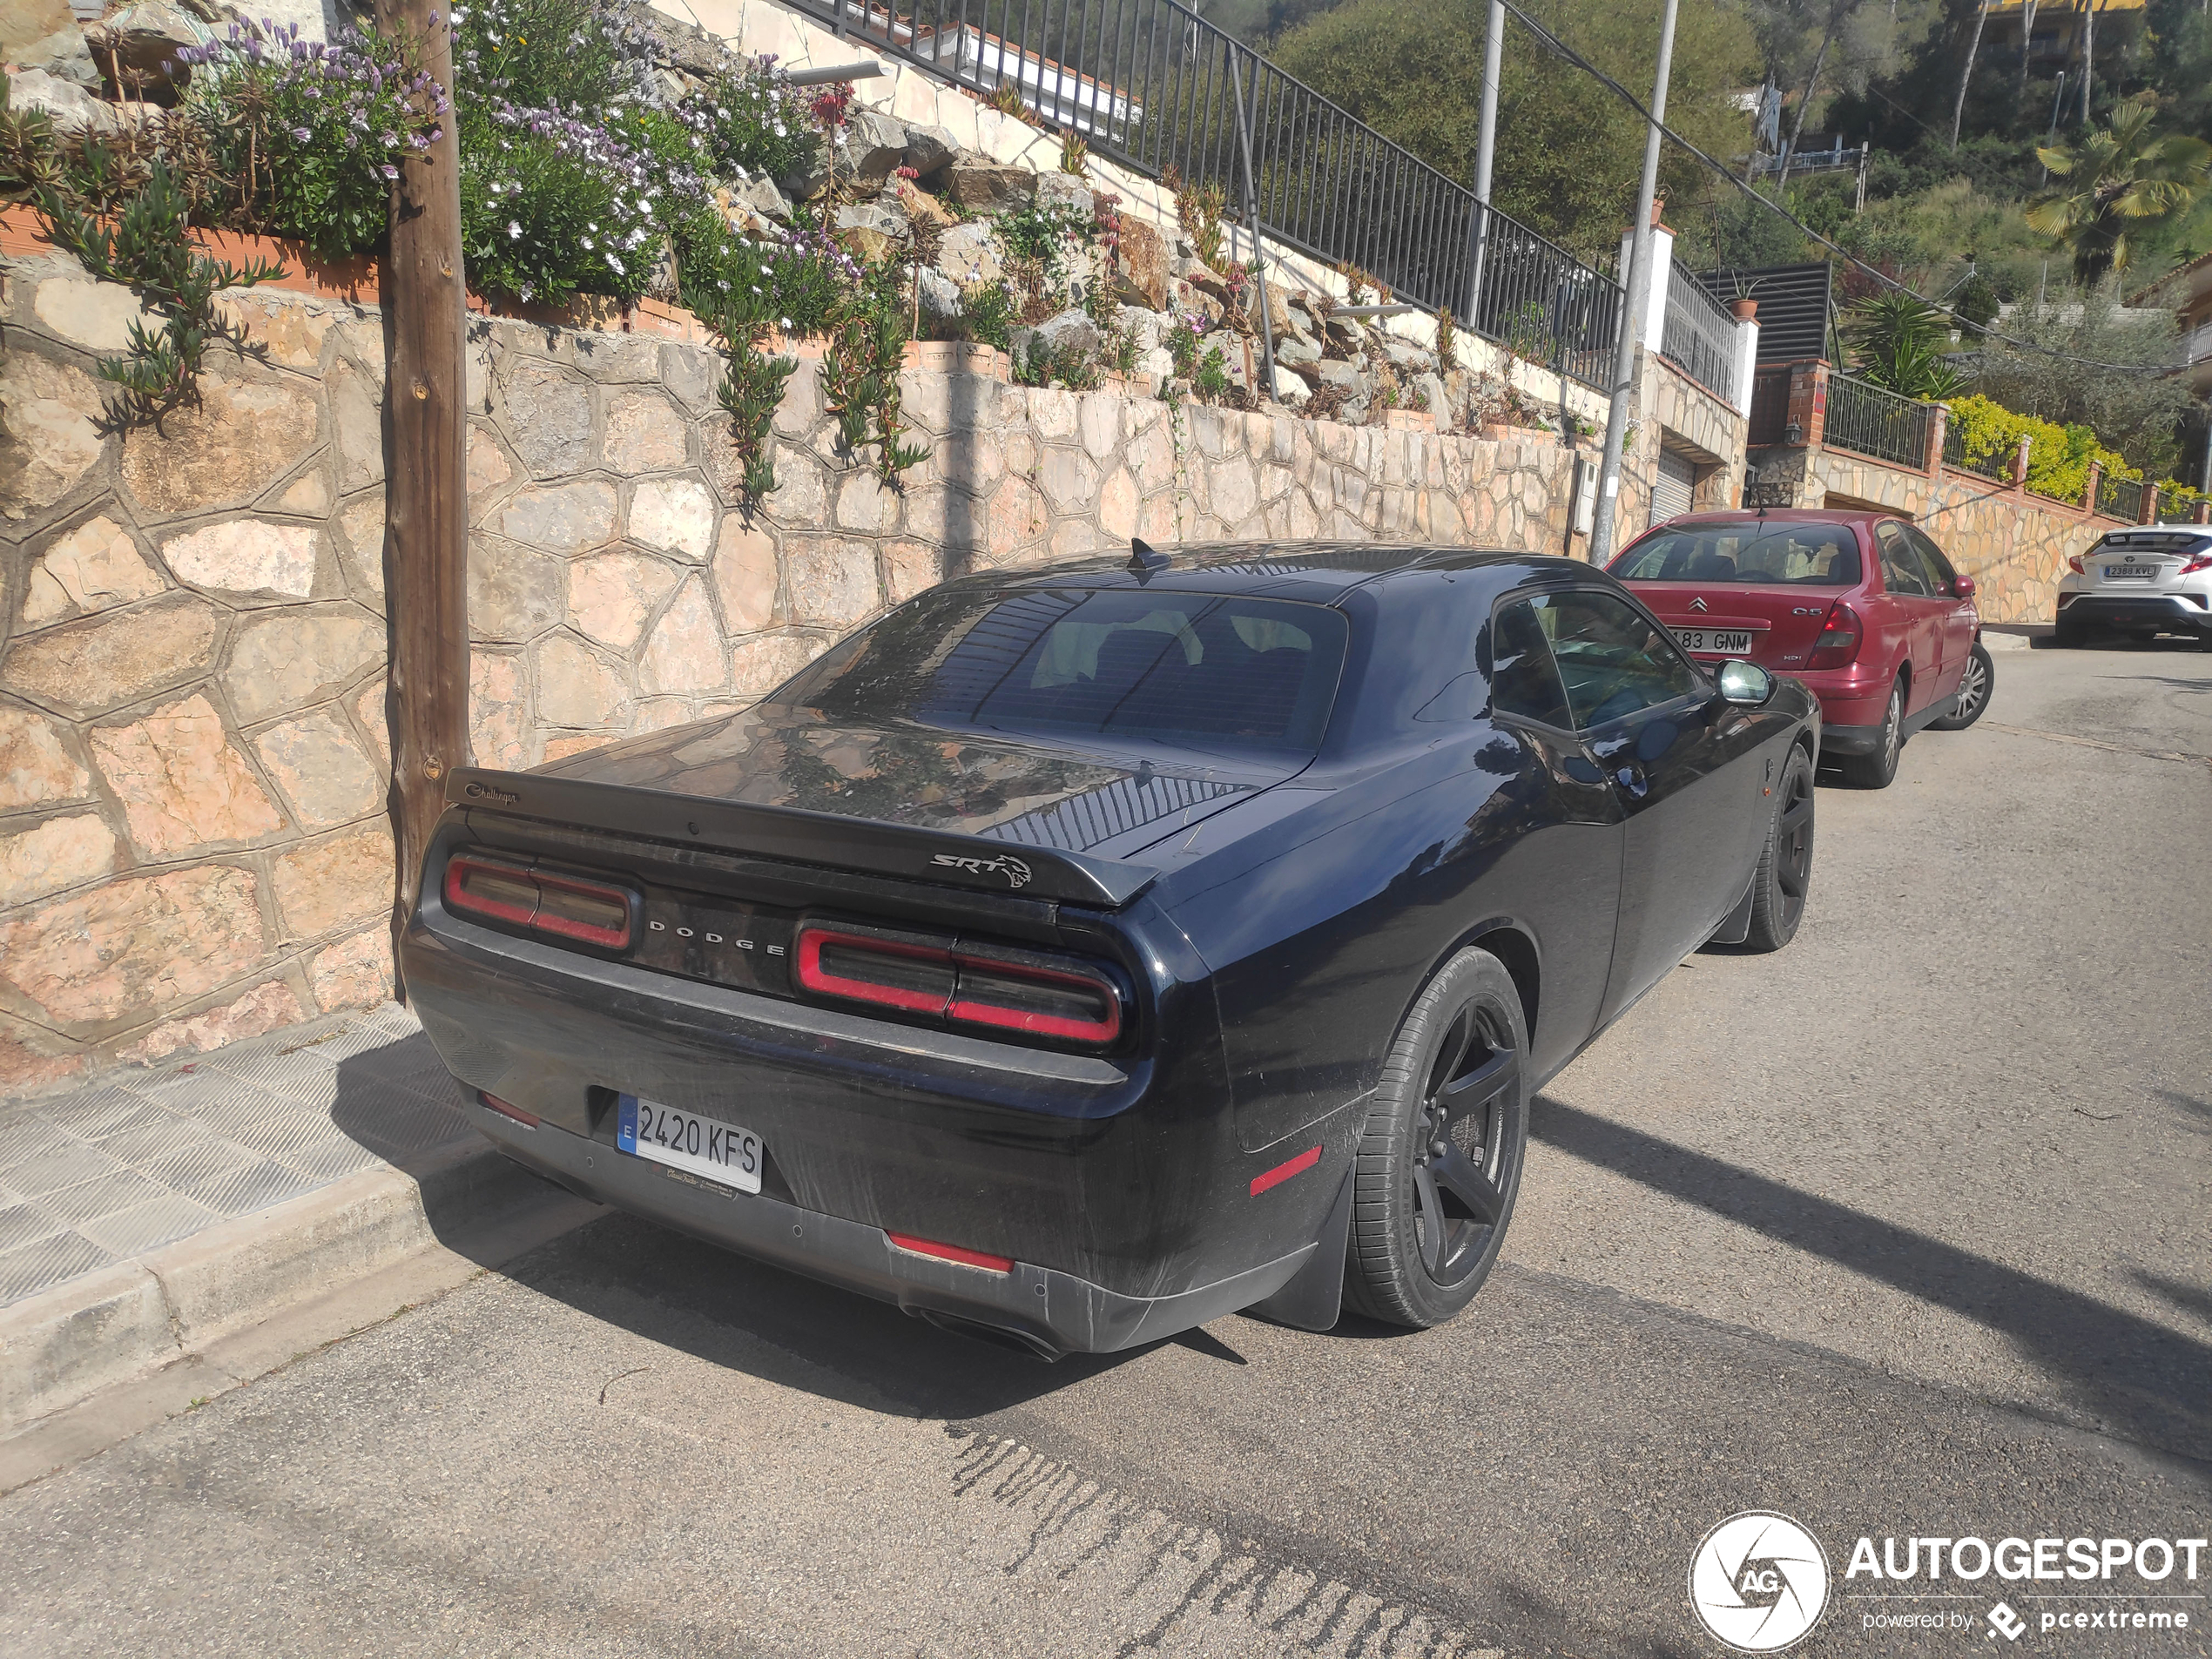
[7,68,113,132]
[833,202,907,264]
[711,516,779,633]
[1385,340,1437,374]
[33,276,155,353]
[783,540,880,629]
[1108,219,1170,312]
[1318,360,1364,391]
[533,634,628,729]
[778,147,833,203]
[730,632,822,696]
[1177,258,1233,302]
[1275,334,1321,369]
[935,220,1003,287]
[630,475,716,561]
[24,516,165,625]
[638,577,727,696]
[602,388,687,474]
[117,378,320,517]
[567,550,678,650]
[730,173,792,223]
[501,359,595,477]
[894,179,957,229]
[0,705,89,810]
[307,928,394,1012]
[90,2,207,101]
[902,122,958,178]
[271,823,393,940]
[253,708,384,829]
[1,593,219,719]
[0,813,118,909]
[119,979,307,1065]
[1271,367,1312,405]
[945,157,1035,212]
[2,0,76,60]
[328,355,385,493]
[1415,371,1451,423]
[225,610,383,723]
[469,651,532,771]
[839,109,910,183]
[91,692,285,857]
[1325,314,1368,353]
[1035,171,1095,218]
[1,348,105,516]
[466,540,562,643]
[1029,308,1102,363]
[497,480,617,552]
[0,864,270,1028]
[916,267,962,321]
[1171,279,1225,329]
[159,519,319,598]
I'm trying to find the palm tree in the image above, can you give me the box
[2027,96,2212,287]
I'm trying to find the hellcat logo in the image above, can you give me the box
[929,852,1034,889]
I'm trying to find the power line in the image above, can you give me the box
[1490,0,2176,375]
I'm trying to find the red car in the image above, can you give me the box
[1608,509,1993,788]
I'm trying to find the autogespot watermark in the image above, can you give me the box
[1689,1518,2208,1649]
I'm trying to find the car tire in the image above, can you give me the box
[1927,641,1994,731]
[1343,948,1528,1330]
[1743,745,1815,952]
[1839,676,1905,789]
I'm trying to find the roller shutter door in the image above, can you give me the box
[1650,449,1696,526]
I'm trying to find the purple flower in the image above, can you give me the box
[381,163,399,179]
[290,125,312,142]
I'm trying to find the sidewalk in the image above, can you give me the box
[0,1003,475,1314]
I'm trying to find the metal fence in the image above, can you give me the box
[1940,422,2010,482]
[2096,472,2144,522]
[1660,266,1737,402]
[802,0,1624,385]
[1824,374,1932,470]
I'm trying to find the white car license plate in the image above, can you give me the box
[2103,564,2157,580]
[1675,629,1754,656]
[617,1095,763,1194]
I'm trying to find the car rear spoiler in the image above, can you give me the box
[442,768,1160,909]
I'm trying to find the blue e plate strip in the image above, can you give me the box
[617,1093,639,1155]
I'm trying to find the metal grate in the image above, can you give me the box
[1941,422,2010,482]
[1660,266,1738,402]
[2096,473,2144,523]
[1694,262,1831,363]
[795,0,1623,383]
[1824,374,1932,471]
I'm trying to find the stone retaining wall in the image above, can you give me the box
[2,253,1592,1091]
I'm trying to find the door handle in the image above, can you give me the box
[1613,764,1649,799]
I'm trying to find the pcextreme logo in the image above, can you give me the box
[1689,1512,1831,1652]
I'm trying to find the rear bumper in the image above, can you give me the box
[2055,591,2212,631]
[469,1103,1313,1357]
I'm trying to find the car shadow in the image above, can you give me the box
[1527,1094,2212,1459]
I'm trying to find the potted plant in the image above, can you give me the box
[1728,273,1761,323]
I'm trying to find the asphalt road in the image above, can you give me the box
[4,635,2209,1659]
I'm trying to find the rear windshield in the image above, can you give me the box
[2094,531,2209,554]
[779,587,1350,757]
[1612,523,1862,585]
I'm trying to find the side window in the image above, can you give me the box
[1905,527,1957,595]
[1526,590,1705,731]
[1487,600,1572,727]
[1875,523,1929,597]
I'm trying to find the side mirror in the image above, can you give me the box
[1716,659,1775,707]
[1952,574,1976,600]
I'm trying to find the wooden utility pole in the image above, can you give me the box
[378,0,469,986]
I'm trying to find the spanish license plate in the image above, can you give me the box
[1675,629,1755,656]
[617,1094,763,1194]
[2103,564,2157,580]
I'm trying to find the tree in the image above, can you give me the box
[1950,0,1989,150]
[1268,0,1759,263]
[2027,96,2211,285]
[1973,293,2191,474]
[1844,291,1970,396]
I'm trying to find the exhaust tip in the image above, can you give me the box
[908,1306,1064,1362]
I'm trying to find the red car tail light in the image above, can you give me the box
[2067,554,2086,576]
[1805,603,1864,670]
[794,922,1124,1048]
[443,853,637,951]
[2180,552,2212,576]
[887,1231,1015,1272]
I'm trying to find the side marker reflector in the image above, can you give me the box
[1251,1144,1322,1197]
[478,1091,540,1129]
[886,1231,1015,1273]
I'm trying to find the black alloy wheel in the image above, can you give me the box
[1345,948,1529,1329]
[1745,744,1815,952]
[1841,677,1905,788]
[1929,641,1993,731]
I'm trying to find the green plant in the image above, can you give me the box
[819,265,927,482]
[1059,128,1089,176]
[952,280,1015,350]
[2027,95,2212,287]
[1015,336,1101,390]
[687,53,821,185]
[987,81,1034,123]
[1434,305,1459,368]
[995,194,1095,280]
[37,158,285,430]
[454,0,661,116]
[1164,165,1228,268]
[1844,293,1968,401]
[1945,393,2133,502]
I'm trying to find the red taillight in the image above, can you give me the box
[1805,603,1863,670]
[2180,552,2212,576]
[443,853,636,950]
[887,1232,1015,1272]
[478,1091,540,1128]
[793,921,1123,1048]
[2067,554,2086,576]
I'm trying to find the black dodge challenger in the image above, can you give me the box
[401,542,1819,1356]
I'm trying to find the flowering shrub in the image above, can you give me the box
[452,0,659,116]
[177,19,446,260]
[1946,394,2128,503]
[685,54,817,184]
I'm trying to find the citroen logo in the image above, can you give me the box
[1689,597,1710,613]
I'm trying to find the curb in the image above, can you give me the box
[0,1138,576,1437]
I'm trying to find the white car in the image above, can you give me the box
[2054,526,2212,646]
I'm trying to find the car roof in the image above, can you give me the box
[1642,509,1897,533]
[941,542,1591,605]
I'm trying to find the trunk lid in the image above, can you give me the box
[1621,581,1850,671]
